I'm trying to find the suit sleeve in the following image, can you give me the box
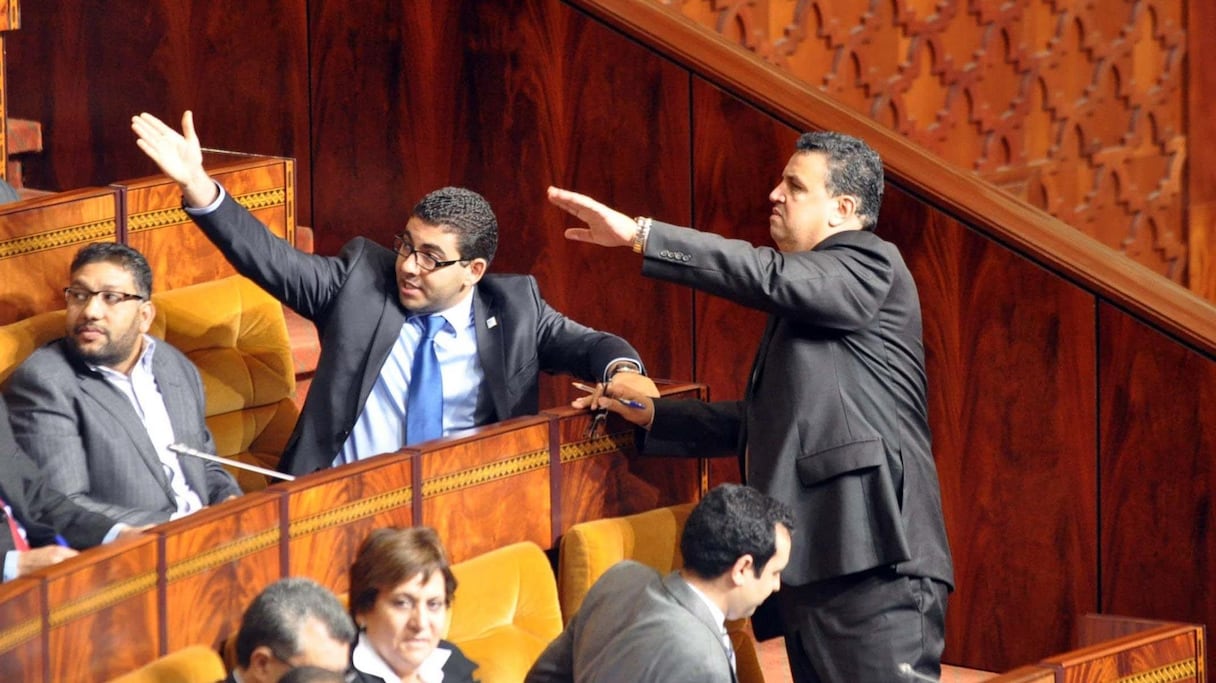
[642,398,744,458]
[528,277,644,381]
[3,361,170,526]
[642,221,895,331]
[188,191,355,323]
[523,623,576,683]
[0,398,117,548]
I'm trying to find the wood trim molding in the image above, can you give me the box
[566,0,1216,356]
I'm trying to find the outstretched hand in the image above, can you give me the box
[131,111,218,207]
[547,186,639,248]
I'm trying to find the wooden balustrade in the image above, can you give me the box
[0,382,705,682]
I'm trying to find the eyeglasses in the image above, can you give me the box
[392,235,466,272]
[64,286,147,307]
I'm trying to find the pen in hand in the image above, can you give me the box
[572,382,646,409]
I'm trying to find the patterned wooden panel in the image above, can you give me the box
[883,185,1100,671]
[660,0,1189,285]
[0,578,42,683]
[414,417,552,563]
[548,381,706,536]
[158,493,282,653]
[1099,302,1216,633]
[0,187,119,324]
[0,0,18,31]
[1045,623,1204,683]
[4,1,311,221]
[43,535,159,682]
[283,454,414,597]
[307,0,695,406]
[118,152,295,292]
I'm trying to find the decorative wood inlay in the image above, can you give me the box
[420,448,551,498]
[47,571,158,627]
[0,617,39,654]
[0,219,119,257]
[287,486,414,537]
[1115,659,1196,683]
[559,429,636,463]
[661,0,1188,282]
[164,527,282,583]
[128,188,287,233]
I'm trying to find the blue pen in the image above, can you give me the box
[54,534,70,547]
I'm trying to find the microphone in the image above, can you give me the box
[168,443,295,481]
[898,663,939,683]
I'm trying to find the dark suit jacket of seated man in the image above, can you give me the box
[131,112,651,476]
[0,398,125,580]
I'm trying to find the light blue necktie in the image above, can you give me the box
[406,315,445,444]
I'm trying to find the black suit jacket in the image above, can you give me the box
[641,222,953,588]
[0,399,114,555]
[190,193,642,475]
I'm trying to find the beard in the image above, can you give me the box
[68,324,143,369]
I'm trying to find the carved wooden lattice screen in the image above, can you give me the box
[665,0,1187,283]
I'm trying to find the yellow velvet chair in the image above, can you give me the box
[447,541,564,683]
[106,644,226,683]
[0,275,298,491]
[558,503,767,683]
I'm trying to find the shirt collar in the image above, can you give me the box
[88,334,157,379]
[683,576,728,633]
[352,632,452,683]
[409,291,475,334]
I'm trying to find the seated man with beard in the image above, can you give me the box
[3,243,241,525]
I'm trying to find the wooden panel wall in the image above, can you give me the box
[5,0,1216,675]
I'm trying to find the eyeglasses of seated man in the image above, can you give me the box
[350,527,466,683]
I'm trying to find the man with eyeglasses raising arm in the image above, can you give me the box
[3,243,241,525]
[131,111,656,475]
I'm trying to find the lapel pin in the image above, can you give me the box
[487,316,498,329]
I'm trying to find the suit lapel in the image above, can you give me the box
[356,292,408,410]
[153,350,209,497]
[472,287,507,421]
[660,572,737,682]
[78,373,176,503]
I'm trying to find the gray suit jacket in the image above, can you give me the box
[3,338,241,525]
[0,399,115,554]
[526,561,735,683]
[641,223,953,588]
[189,193,643,475]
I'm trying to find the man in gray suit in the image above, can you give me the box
[526,483,793,683]
[4,243,241,526]
[548,131,954,682]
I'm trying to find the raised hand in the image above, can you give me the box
[131,110,218,207]
[547,186,638,248]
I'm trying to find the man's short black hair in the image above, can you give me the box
[680,483,795,580]
[235,578,356,669]
[70,242,154,298]
[411,186,499,266]
[795,131,885,231]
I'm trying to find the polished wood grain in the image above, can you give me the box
[569,0,1216,361]
[1099,303,1216,632]
[0,578,42,683]
[3,1,312,221]
[413,416,552,563]
[281,454,414,597]
[1046,623,1204,683]
[0,187,119,324]
[1188,0,1216,300]
[306,0,695,405]
[884,185,1100,670]
[157,492,281,653]
[118,152,295,292]
[545,382,705,536]
[42,534,159,682]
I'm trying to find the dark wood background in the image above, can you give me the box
[6,0,1216,673]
